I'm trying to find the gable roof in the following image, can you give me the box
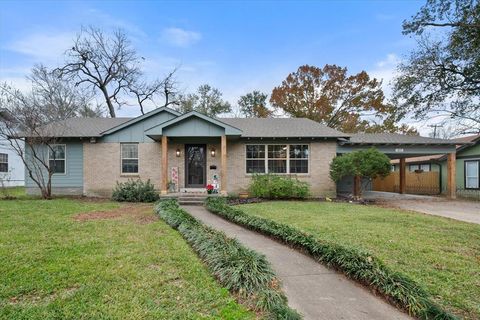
[343,133,460,145]
[145,111,243,137]
[18,115,349,139]
[219,118,348,138]
[101,106,180,135]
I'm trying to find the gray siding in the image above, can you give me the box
[25,140,83,189]
[101,111,176,143]
[163,117,225,137]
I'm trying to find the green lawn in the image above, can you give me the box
[239,201,480,319]
[0,197,254,320]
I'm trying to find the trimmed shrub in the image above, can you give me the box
[205,197,457,320]
[249,174,310,199]
[112,179,159,202]
[155,199,301,319]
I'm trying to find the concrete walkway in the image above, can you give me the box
[183,205,411,320]
[364,191,480,225]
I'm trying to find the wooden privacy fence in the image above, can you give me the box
[373,171,440,195]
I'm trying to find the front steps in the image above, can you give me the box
[160,189,222,205]
[178,193,209,205]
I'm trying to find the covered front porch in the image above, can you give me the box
[337,134,461,199]
[144,111,242,195]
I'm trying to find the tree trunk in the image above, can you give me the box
[353,175,362,199]
[100,86,116,118]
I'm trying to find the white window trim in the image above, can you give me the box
[245,143,310,175]
[268,144,288,174]
[48,144,66,175]
[121,143,139,175]
[0,153,8,173]
[465,160,480,189]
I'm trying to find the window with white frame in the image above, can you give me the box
[268,145,287,173]
[246,145,265,173]
[0,153,7,172]
[289,145,309,173]
[121,143,139,174]
[48,145,66,174]
[246,144,309,174]
[465,160,479,189]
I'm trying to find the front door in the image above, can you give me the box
[185,144,206,188]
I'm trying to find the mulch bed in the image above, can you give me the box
[73,204,158,224]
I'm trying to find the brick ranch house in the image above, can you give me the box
[21,107,463,198]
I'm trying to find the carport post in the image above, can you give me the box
[399,158,406,194]
[447,152,456,199]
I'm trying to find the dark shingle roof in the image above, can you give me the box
[453,134,480,143]
[220,118,348,138]
[32,118,131,137]
[20,116,347,138]
[344,133,460,145]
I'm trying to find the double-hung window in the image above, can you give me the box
[246,145,265,173]
[48,145,66,174]
[289,145,309,173]
[465,160,479,189]
[268,145,287,173]
[246,144,309,174]
[121,143,139,174]
[0,153,7,173]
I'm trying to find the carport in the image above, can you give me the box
[337,133,464,199]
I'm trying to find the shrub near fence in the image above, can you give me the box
[155,199,301,320]
[205,197,457,320]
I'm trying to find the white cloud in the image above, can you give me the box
[5,32,73,62]
[369,53,401,98]
[161,27,201,47]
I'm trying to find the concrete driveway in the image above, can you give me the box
[364,191,480,224]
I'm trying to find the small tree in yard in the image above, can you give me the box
[330,148,391,198]
[0,67,88,199]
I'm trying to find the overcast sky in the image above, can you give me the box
[1,0,436,133]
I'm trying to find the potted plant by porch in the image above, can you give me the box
[206,184,214,194]
[167,180,176,193]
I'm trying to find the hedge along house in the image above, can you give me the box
[22,107,348,197]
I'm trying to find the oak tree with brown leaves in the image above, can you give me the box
[270,64,415,134]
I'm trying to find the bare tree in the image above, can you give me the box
[30,64,94,121]
[128,68,179,114]
[0,80,72,199]
[58,27,141,117]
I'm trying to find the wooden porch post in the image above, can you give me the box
[353,175,361,198]
[220,135,227,195]
[447,152,456,199]
[161,135,168,194]
[399,158,406,194]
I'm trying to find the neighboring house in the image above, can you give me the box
[21,108,462,198]
[390,134,480,199]
[0,109,25,187]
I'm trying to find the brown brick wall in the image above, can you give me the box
[226,141,337,197]
[83,142,162,197]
